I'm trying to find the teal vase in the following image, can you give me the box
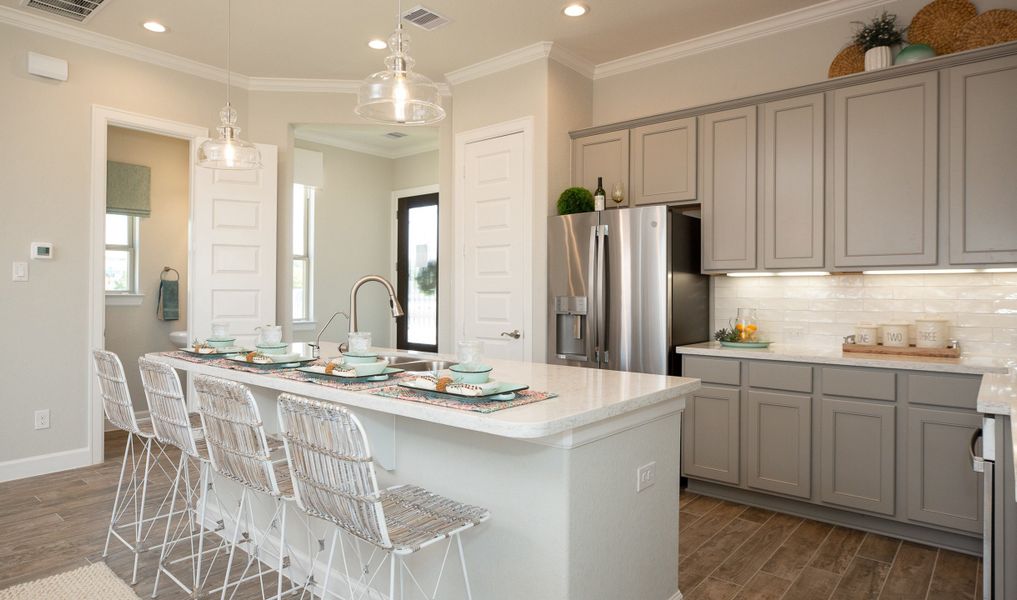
[894,44,936,65]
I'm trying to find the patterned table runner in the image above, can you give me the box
[369,385,557,413]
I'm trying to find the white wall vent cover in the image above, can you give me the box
[22,0,110,22]
[402,5,451,31]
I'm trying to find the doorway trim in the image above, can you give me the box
[389,185,440,348]
[453,116,536,362]
[88,106,207,465]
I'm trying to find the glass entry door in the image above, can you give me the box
[396,193,439,352]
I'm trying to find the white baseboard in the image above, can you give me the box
[0,446,93,482]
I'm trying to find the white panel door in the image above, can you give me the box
[461,132,527,361]
[191,143,278,348]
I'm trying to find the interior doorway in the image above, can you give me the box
[395,192,439,352]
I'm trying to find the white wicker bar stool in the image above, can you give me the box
[92,349,183,585]
[277,393,490,600]
[139,357,232,598]
[194,375,307,600]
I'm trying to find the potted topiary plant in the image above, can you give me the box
[556,187,595,216]
[853,11,906,71]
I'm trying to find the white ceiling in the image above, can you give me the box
[293,123,439,159]
[1,0,834,80]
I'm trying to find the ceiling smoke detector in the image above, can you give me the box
[401,5,452,31]
[22,0,109,22]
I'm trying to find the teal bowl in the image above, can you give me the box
[257,343,288,355]
[342,353,378,364]
[450,364,493,384]
[894,44,935,65]
[207,338,236,348]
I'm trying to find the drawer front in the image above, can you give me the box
[822,367,896,401]
[684,356,741,386]
[907,373,981,410]
[749,361,813,393]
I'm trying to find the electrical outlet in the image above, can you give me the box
[637,462,656,492]
[785,326,806,342]
[34,409,50,430]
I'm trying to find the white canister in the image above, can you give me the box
[881,323,909,347]
[854,323,879,346]
[915,318,949,349]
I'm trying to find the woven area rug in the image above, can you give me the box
[0,563,140,600]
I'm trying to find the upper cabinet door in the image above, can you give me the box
[762,94,825,270]
[948,55,1017,265]
[832,73,938,268]
[572,130,630,208]
[701,106,758,272]
[630,118,697,205]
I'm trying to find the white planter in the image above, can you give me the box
[864,46,893,71]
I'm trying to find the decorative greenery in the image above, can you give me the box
[556,187,595,215]
[415,260,437,296]
[852,12,906,51]
[713,328,741,343]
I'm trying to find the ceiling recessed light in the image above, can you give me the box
[143,21,167,33]
[562,3,589,17]
[368,39,388,50]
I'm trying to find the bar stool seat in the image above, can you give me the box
[380,485,489,553]
[134,412,203,437]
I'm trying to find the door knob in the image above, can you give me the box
[501,329,521,339]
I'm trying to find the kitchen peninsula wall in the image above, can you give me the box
[712,272,1017,357]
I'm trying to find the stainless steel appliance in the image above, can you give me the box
[972,415,1017,600]
[547,206,709,375]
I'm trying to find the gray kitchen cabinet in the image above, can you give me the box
[630,118,697,205]
[572,130,630,208]
[747,390,812,499]
[906,407,982,533]
[832,73,938,268]
[701,106,757,271]
[683,385,740,485]
[948,54,1017,265]
[820,397,896,515]
[762,94,825,269]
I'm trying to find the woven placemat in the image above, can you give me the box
[829,44,865,78]
[370,385,557,413]
[160,351,306,374]
[955,9,1017,52]
[908,0,978,55]
[272,367,413,392]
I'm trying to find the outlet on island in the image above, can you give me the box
[34,409,50,430]
[637,461,656,492]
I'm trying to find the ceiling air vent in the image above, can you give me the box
[401,5,451,31]
[384,132,409,139]
[23,0,109,22]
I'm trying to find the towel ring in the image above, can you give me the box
[161,267,180,282]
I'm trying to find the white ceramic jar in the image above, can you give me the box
[915,318,949,349]
[880,323,909,347]
[854,323,879,346]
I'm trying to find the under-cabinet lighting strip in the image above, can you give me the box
[725,268,1017,277]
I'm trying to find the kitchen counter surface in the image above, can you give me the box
[977,372,1017,416]
[676,342,1009,375]
[153,345,698,440]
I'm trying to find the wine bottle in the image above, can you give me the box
[594,177,606,211]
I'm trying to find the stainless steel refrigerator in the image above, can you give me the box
[547,205,709,375]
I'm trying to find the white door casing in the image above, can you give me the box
[455,121,533,362]
[191,142,279,349]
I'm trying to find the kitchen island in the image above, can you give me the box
[153,346,699,600]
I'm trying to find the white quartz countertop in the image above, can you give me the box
[676,342,1009,375]
[976,372,1017,416]
[152,346,698,440]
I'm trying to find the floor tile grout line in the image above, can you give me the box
[923,549,941,600]
[777,521,838,600]
[873,538,902,599]
[680,500,751,560]
[695,511,775,590]
[710,511,798,587]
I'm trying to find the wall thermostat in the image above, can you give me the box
[31,242,53,260]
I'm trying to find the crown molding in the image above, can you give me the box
[444,41,553,86]
[294,130,439,160]
[549,44,596,79]
[594,0,893,79]
[247,77,361,93]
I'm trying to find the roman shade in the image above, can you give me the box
[294,147,324,188]
[106,161,151,217]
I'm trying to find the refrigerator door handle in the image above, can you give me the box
[597,224,608,365]
[587,225,599,364]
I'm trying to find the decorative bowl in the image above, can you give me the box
[342,352,379,364]
[450,363,493,384]
[351,359,390,376]
[207,337,237,348]
[256,343,289,355]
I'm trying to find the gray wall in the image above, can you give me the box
[393,150,438,191]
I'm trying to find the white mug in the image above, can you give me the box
[211,321,229,339]
[256,324,283,346]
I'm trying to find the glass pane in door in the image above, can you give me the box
[405,204,438,346]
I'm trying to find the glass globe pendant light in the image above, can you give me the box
[355,0,446,125]
[197,0,261,170]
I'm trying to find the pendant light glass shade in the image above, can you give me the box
[197,0,261,170]
[356,28,445,125]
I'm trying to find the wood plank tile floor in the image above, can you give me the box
[0,433,984,600]
[679,489,983,600]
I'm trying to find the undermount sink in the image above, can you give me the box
[375,356,457,372]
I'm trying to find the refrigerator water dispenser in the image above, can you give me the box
[555,296,588,359]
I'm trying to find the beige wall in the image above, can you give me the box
[292,141,395,346]
[393,150,439,191]
[104,127,189,409]
[548,60,593,212]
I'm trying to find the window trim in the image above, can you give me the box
[292,184,315,323]
[395,192,439,353]
[104,214,140,295]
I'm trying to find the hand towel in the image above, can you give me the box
[157,279,179,321]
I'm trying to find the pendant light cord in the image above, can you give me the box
[226,0,231,107]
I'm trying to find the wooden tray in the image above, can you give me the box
[842,343,961,358]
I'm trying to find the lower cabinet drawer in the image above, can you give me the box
[907,373,981,410]
[749,361,813,393]
[820,397,896,516]
[822,367,896,401]
[746,390,812,499]
[684,355,741,386]
[683,386,740,485]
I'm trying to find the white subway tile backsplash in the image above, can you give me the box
[711,272,1017,358]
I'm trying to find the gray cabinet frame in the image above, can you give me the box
[572,130,630,207]
[701,106,758,272]
[630,118,697,205]
[682,385,741,485]
[820,397,897,516]
[746,390,812,498]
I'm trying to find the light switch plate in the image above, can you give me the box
[12,261,28,282]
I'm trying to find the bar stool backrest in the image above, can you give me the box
[138,357,199,458]
[276,394,391,548]
[194,375,281,496]
[92,349,144,436]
